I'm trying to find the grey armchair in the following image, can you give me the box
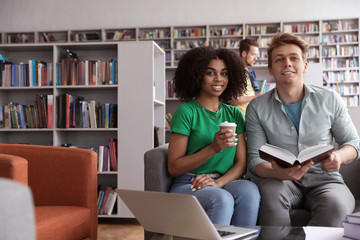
[144,144,360,228]
[0,178,36,240]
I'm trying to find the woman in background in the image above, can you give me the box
[168,46,260,226]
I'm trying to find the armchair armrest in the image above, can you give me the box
[144,144,173,192]
[340,159,360,199]
[0,144,97,208]
[0,153,28,185]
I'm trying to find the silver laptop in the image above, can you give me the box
[116,189,258,240]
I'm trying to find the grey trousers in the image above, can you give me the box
[258,173,355,227]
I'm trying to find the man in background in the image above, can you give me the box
[231,38,263,116]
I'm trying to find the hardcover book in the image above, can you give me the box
[259,143,334,168]
[347,212,360,224]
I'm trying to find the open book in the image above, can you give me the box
[259,143,334,168]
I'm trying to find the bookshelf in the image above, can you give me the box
[283,20,321,63]
[0,41,165,218]
[321,18,360,107]
[1,17,360,169]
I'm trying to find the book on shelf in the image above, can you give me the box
[0,105,3,128]
[0,59,51,87]
[108,138,118,171]
[99,186,112,215]
[8,103,20,129]
[257,79,267,93]
[104,189,117,215]
[165,112,173,130]
[102,146,110,172]
[97,191,105,214]
[47,95,53,128]
[98,146,104,172]
[3,105,10,129]
[259,143,334,168]
[97,186,117,215]
[343,212,360,240]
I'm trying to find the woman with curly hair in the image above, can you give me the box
[168,46,260,226]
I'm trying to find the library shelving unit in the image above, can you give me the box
[138,26,171,66]
[320,18,360,107]
[1,17,360,135]
[208,24,244,50]
[0,41,165,218]
[244,22,281,66]
[283,20,321,63]
[172,25,207,67]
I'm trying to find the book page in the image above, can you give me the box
[298,144,334,163]
[261,144,297,163]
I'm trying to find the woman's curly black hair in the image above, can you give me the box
[173,46,247,103]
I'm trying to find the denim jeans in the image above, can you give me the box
[170,173,260,226]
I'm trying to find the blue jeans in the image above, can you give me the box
[170,173,260,226]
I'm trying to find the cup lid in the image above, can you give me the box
[219,121,237,127]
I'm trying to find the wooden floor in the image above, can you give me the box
[97,218,144,240]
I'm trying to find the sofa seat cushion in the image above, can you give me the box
[35,206,90,240]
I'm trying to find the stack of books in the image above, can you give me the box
[343,212,360,239]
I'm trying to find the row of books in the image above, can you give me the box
[107,30,135,41]
[56,58,117,86]
[246,25,280,35]
[257,37,273,48]
[323,70,359,83]
[173,28,206,38]
[342,212,360,239]
[209,27,243,37]
[321,34,358,45]
[97,186,117,215]
[5,33,32,44]
[155,41,171,51]
[321,46,359,57]
[322,20,357,32]
[307,48,319,58]
[342,96,359,107]
[37,32,57,43]
[323,58,358,69]
[303,36,320,45]
[0,60,54,87]
[71,33,101,42]
[0,95,53,129]
[326,83,360,96]
[257,80,276,93]
[174,40,206,50]
[284,23,319,33]
[92,139,118,172]
[209,39,240,49]
[138,29,170,39]
[283,23,319,33]
[57,93,117,129]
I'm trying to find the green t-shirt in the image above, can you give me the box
[171,100,244,174]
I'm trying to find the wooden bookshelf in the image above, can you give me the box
[0,41,165,218]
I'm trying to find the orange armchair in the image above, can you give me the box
[0,144,98,240]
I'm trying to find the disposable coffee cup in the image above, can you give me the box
[219,121,237,133]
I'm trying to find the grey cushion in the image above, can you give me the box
[0,178,36,240]
[144,144,173,192]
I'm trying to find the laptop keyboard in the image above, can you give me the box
[217,230,235,237]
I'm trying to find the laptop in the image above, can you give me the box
[116,189,258,240]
